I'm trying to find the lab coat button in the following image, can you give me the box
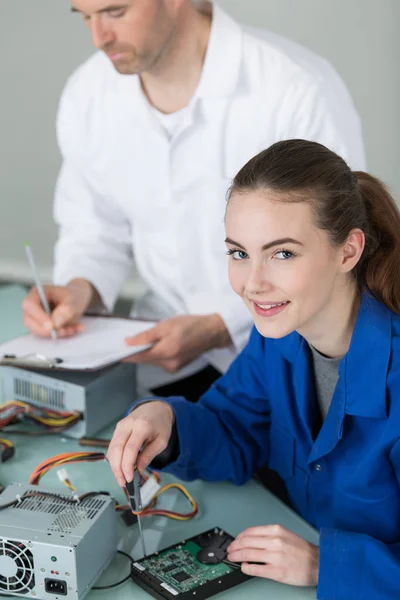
[314,464,322,471]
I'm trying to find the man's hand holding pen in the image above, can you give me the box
[22,279,98,338]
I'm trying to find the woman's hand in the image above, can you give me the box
[227,524,319,587]
[106,401,175,486]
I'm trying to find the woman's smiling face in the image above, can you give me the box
[225,190,348,341]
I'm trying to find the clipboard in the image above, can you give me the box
[0,316,156,371]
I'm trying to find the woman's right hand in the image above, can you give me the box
[22,278,96,338]
[106,401,175,486]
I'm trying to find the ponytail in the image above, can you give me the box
[355,172,400,314]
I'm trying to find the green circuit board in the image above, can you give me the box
[131,527,251,599]
[138,540,232,592]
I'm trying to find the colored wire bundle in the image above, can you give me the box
[29,452,106,485]
[0,400,82,433]
[29,453,198,521]
[0,437,14,462]
[128,478,199,521]
[79,437,110,448]
[0,489,109,511]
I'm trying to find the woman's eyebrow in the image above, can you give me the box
[225,237,303,250]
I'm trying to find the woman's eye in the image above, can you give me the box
[227,249,248,260]
[274,250,295,260]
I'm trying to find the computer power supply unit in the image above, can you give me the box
[0,483,117,599]
[0,363,136,438]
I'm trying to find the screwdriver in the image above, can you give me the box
[126,468,147,557]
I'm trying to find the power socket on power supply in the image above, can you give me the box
[0,363,136,438]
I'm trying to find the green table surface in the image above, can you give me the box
[0,285,318,599]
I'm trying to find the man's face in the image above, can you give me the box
[71,0,179,74]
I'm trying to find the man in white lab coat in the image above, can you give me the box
[23,0,365,399]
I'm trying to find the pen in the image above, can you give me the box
[24,242,57,342]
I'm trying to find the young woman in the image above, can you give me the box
[107,139,400,599]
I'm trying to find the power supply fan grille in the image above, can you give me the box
[14,377,65,410]
[0,539,35,595]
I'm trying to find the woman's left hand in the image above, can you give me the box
[227,525,319,587]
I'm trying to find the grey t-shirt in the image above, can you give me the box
[308,343,342,420]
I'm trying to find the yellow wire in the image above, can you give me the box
[34,454,103,483]
[0,400,80,428]
[32,454,198,521]
[0,400,28,411]
[148,482,198,520]
[63,479,77,492]
[33,414,79,426]
[154,483,197,504]
[0,438,13,448]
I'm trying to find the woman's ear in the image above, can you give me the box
[341,228,365,273]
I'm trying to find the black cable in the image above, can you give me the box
[0,499,17,510]
[0,490,109,511]
[79,491,111,502]
[1,428,72,436]
[0,551,132,597]
[92,550,133,590]
[79,437,110,448]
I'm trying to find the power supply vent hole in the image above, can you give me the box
[14,377,66,410]
[49,498,108,533]
[16,494,72,515]
[14,493,108,533]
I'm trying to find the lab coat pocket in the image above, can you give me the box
[268,422,295,479]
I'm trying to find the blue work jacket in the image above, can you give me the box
[154,292,400,599]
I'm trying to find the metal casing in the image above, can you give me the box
[0,363,136,438]
[0,483,116,599]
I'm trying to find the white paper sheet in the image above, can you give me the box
[0,316,156,370]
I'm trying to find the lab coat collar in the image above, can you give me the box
[109,3,244,126]
[194,3,244,100]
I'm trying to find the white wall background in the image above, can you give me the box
[0,0,399,296]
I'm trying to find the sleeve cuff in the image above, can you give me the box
[53,266,119,312]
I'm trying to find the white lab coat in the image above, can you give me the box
[53,3,365,389]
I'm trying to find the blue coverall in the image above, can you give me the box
[136,292,400,599]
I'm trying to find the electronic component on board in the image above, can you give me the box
[131,527,251,599]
